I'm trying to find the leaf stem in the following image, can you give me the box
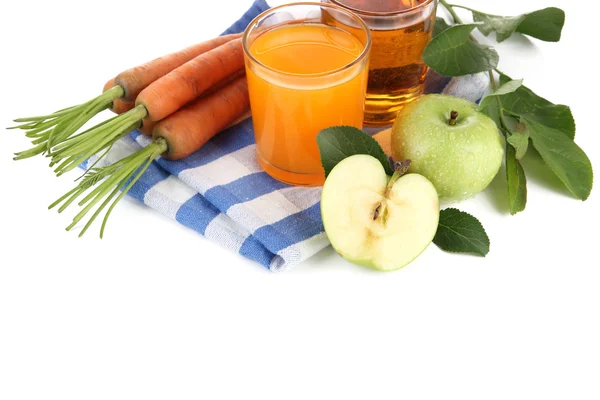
[488,70,512,138]
[446,4,477,14]
[440,0,464,24]
[488,71,498,91]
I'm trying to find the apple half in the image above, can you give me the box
[321,155,440,272]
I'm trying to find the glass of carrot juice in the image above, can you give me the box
[243,2,372,186]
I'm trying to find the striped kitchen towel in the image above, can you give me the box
[83,0,489,272]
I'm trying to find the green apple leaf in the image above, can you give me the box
[522,115,594,200]
[472,12,525,42]
[317,126,394,177]
[515,8,566,42]
[506,145,528,215]
[433,17,452,38]
[507,132,529,161]
[478,79,524,122]
[470,7,565,43]
[479,97,502,131]
[481,73,592,202]
[481,74,576,139]
[498,73,575,139]
[433,208,490,257]
[507,123,530,160]
[423,24,499,77]
[489,79,523,97]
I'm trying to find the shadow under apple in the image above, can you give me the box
[482,144,574,213]
[480,164,510,214]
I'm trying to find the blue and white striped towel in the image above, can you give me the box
[84,0,489,272]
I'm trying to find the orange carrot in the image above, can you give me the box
[101,78,114,93]
[202,69,246,98]
[103,78,152,134]
[48,38,246,176]
[103,78,134,115]
[139,120,156,136]
[110,99,135,115]
[137,38,245,122]
[136,70,246,136]
[153,76,250,159]
[12,33,242,161]
[114,33,241,102]
[52,77,251,237]
[227,109,252,128]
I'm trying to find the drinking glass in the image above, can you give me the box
[243,2,371,186]
[323,0,438,126]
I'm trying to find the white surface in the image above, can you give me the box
[0,0,599,399]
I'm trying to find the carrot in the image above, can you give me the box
[12,33,241,161]
[102,79,115,93]
[49,39,246,176]
[50,76,251,238]
[227,109,252,129]
[110,99,135,116]
[139,120,156,136]
[202,69,246,98]
[138,70,250,136]
[103,78,134,115]
[154,76,250,159]
[138,37,245,122]
[115,33,241,102]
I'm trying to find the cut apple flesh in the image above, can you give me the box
[321,155,440,271]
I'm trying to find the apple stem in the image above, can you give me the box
[373,161,412,222]
[449,110,458,126]
[387,161,411,195]
[392,161,411,179]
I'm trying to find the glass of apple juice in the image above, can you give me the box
[322,0,438,126]
[242,2,372,186]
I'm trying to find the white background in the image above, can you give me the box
[1,0,599,399]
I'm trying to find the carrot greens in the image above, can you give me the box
[49,138,166,238]
[12,86,124,160]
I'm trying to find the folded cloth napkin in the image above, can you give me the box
[83,0,489,272]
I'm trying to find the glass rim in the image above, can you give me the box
[242,1,372,79]
[327,0,436,17]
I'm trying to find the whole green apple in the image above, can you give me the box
[391,94,504,202]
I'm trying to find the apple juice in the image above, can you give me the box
[324,0,437,126]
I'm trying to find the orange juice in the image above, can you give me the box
[245,23,369,186]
